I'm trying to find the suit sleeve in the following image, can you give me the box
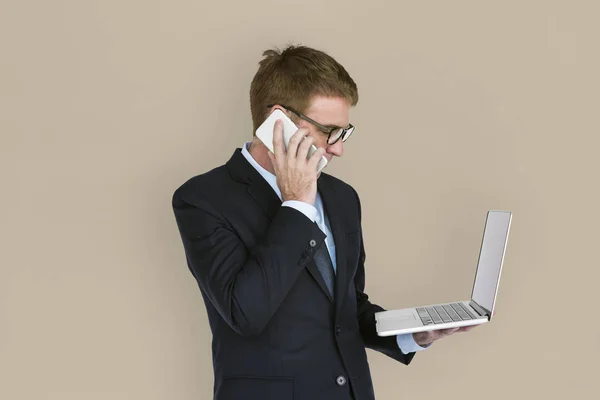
[351,188,416,365]
[172,188,325,338]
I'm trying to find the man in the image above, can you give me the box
[172,45,475,400]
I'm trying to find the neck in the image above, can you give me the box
[248,137,275,174]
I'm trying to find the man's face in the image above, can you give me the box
[291,95,350,163]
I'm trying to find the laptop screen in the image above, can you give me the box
[471,211,512,314]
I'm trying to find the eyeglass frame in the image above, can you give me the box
[266,104,355,146]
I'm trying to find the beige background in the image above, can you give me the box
[1,0,599,399]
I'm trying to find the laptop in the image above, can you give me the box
[375,210,512,336]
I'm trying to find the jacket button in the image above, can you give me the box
[335,325,341,336]
[336,375,347,386]
[309,239,317,247]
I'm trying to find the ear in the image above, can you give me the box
[268,104,282,112]
[268,104,292,119]
[269,105,305,129]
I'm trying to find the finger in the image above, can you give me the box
[286,128,308,161]
[297,135,315,164]
[441,328,459,336]
[272,120,286,161]
[308,146,327,170]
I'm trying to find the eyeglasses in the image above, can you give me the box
[266,104,355,146]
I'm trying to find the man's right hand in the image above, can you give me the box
[267,119,326,206]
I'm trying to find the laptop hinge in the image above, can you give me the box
[470,301,491,320]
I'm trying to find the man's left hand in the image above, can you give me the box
[412,325,476,347]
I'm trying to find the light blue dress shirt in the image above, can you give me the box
[241,142,428,355]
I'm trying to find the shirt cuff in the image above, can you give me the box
[396,333,431,354]
[282,200,318,222]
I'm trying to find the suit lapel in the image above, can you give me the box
[246,178,281,221]
[227,148,282,221]
[317,175,350,313]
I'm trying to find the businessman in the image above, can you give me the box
[172,45,476,400]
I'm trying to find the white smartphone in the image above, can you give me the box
[255,109,328,173]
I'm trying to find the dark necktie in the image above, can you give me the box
[313,239,336,298]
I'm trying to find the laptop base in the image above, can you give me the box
[375,300,488,336]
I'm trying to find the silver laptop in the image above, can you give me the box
[375,210,512,336]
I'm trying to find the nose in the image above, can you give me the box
[326,139,344,158]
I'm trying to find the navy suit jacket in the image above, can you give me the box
[172,149,415,400]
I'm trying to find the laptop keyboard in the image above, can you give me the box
[416,303,477,326]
